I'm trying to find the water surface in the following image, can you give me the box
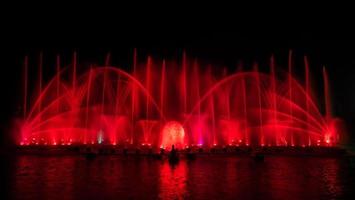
[2,155,355,199]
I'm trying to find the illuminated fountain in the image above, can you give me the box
[15,50,343,150]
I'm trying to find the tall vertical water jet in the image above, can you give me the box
[131,48,137,144]
[241,74,248,145]
[270,55,278,145]
[38,52,43,119]
[159,60,167,147]
[238,64,249,145]
[160,60,166,120]
[115,74,121,115]
[113,73,121,144]
[72,52,77,94]
[146,56,152,119]
[102,60,108,114]
[56,55,60,112]
[253,63,264,146]
[323,66,331,120]
[194,60,201,120]
[181,52,187,114]
[143,56,152,143]
[84,67,93,144]
[193,59,202,144]
[223,67,231,120]
[208,66,216,145]
[304,56,311,145]
[288,50,294,146]
[23,56,28,119]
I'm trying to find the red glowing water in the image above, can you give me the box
[17,51,342,148]
[161,121,185,150]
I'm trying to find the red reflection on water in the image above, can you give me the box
[159,161,187,199]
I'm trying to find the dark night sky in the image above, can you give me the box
[1,8,354,145]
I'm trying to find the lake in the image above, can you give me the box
[2,155,355,199]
